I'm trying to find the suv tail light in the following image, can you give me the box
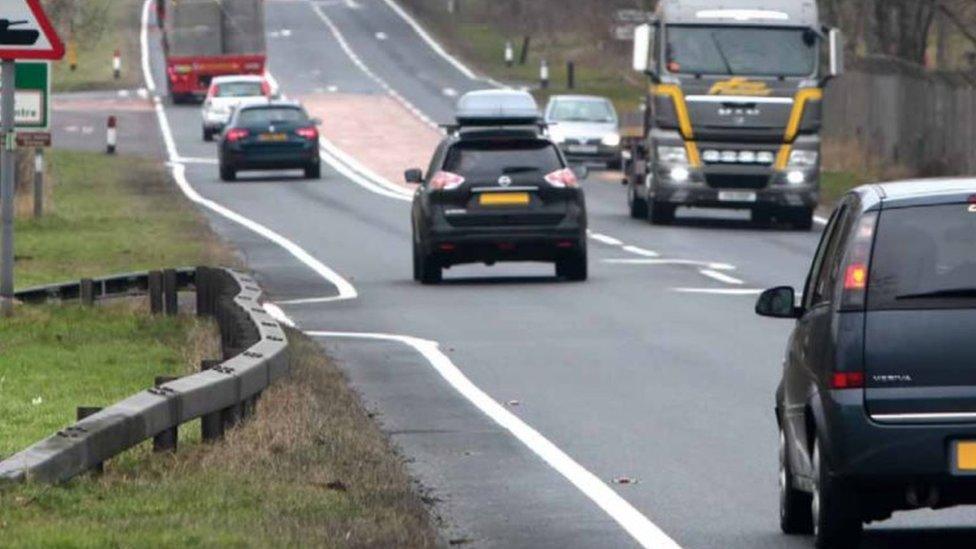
[261,80,272,96]
[225,128,249,142]
[839,211,878,311]
[295,127,318,140]
[429,171,465,191]
[545,168,579,188]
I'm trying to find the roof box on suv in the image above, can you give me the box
[454,89,542,128]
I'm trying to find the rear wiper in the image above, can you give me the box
[896,288,976,300]
[503,166,540,175]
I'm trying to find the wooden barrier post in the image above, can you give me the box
[148,270,163,314]
[79,278,94,306]
[162,269,178,316]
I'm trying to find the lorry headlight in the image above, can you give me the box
[786,170,806,185]
[602,133,621,147]
[788,150,818,168]
[669,166,690,183]
[657,145,688,165]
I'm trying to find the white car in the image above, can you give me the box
[201,75,275,141]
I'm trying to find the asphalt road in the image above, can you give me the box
[142,1,976,547]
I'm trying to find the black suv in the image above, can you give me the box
[408,90,588,284]
[757,179,976,547]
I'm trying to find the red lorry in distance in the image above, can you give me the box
[159,0,267,104]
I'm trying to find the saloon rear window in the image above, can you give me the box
[443,141,562,179]
[238,107,307,126]
[868,204,976,310]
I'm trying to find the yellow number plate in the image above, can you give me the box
[955,441,976,472]
[479,192,530,206]
[258,133,287,142]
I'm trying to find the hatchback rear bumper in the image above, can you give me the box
[222,147,319,171]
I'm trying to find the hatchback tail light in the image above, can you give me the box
[261,80,272,97]
[830,371,864,390]
[295,127,318,140]
[429,171,465,191]
[225,128,250,142]
[839,211,878,311]
[545,168,579,188]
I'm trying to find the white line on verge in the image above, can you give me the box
[698,269,745,285]
[307,331,681,549]
[140,0,357,303]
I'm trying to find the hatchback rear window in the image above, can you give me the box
[216,82,264,98]
[238,107,307,126]
[443,141,562,179]
[868,203,976,310]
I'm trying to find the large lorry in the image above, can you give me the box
[159,0,267,103]
[625,0,843,229]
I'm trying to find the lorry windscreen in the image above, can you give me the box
[665,26,817,77]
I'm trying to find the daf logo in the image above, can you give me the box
[498,175,513,187]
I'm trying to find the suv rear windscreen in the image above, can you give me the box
[443,141,562,179]
[868,203,976,310]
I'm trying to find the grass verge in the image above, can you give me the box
[52,0,143,92]
[0,332,438,547]
[15,150,236,289]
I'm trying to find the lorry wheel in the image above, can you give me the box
[628,184,648,219]
[648,200,675,225]
[219,163,236,182]
[556,251,588,281]
[305,163,321,179]
[779,427,813,535]
[812,436,862,549]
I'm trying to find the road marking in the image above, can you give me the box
[308,0,439,129]
[275,295,352,306]
[588,232,623,246]
[603,258,736,271]
[307,331,681,549]
[380,0,478,80]
[673,288,764,296]
[262,303,297,328]
[814,215,828,226]
[622,245,659,258]
[141,0,358,304]
[442,87,457,97]
[698,269,744,285]
[343,0,361,8]
[375,31,388,41]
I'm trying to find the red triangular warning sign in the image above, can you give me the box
[0,0,65,60]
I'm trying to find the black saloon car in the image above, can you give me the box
[757,179,976,547]
[409,90,588,284]
[218,101,321,181]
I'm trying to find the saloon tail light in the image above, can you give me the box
[295,127,318,140]
[225,128,250,142]
[545,168,579,188]
[429,171,465,191]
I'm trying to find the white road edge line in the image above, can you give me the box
[307,331,682,549]
[698,269,745,286]
[141,0,357,303]
[814,215,828,226]
[380,0,478,80]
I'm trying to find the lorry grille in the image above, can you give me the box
[705,174,769,190]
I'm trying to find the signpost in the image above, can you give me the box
[0,0,64,316]
[613,9,654,41]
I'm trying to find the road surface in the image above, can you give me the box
[141,1,976,547]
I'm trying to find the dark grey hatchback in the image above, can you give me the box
[218,101,321,181]
[757,179,976,547]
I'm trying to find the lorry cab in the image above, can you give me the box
[627,0,843,229]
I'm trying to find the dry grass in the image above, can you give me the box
[0,332,439,547]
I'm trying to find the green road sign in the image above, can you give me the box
[0,61,49,130]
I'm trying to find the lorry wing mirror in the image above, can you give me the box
[632,23,658,80]
[828,27,844,79]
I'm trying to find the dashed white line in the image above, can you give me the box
[698,269,744,285]
[307,331,682,549]
[673,288,764,296]
[442,87,457,97]
[603,258,737,271]
[588,232,623,246]
[375,31,388,41]
[622,245,659,258]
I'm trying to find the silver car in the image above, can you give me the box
[544,95,621,169]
